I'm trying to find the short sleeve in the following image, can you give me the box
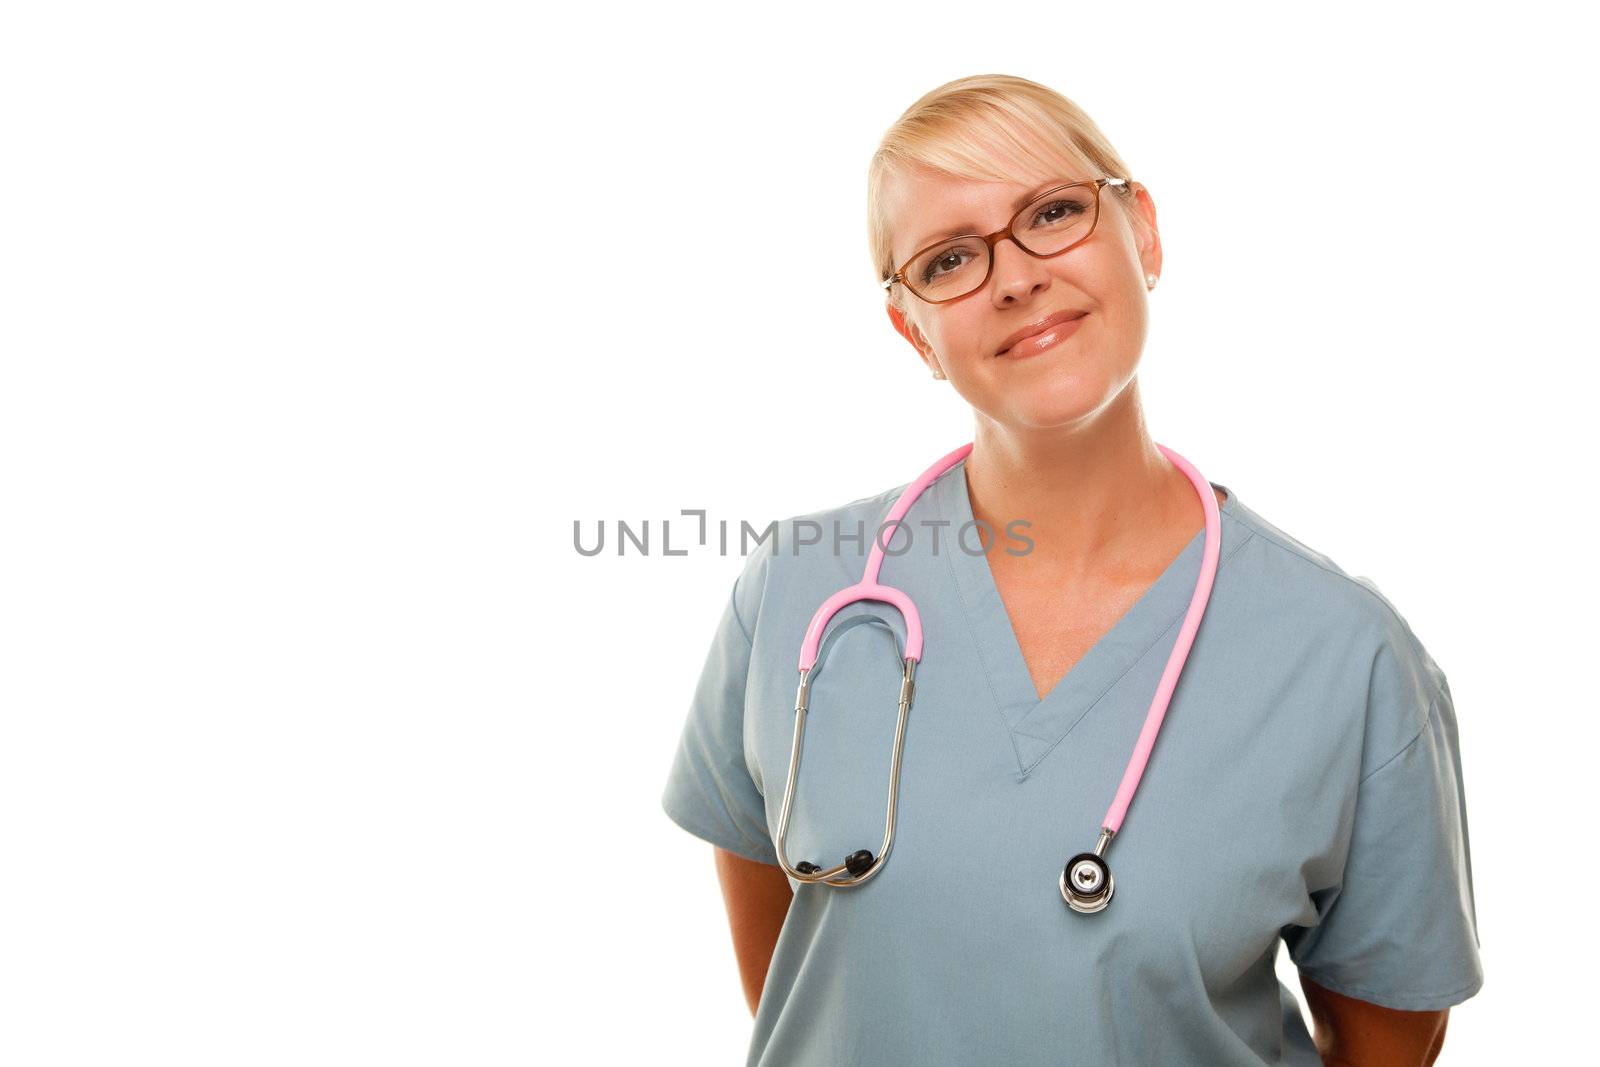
[1283,675,1484,1011]
[660,561,779,867]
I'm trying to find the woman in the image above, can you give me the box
[662,74,1482,1065]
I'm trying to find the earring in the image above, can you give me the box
[931,366,946,380]
[1146,273,1159,290]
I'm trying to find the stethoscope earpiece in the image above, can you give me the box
[788,850,878,883]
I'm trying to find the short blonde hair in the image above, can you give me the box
[867,74,1137,308]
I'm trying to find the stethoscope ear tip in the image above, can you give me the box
[791,851,876,881]
[844,849,875,877]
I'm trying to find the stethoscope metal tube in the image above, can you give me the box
[775,658,916,887]
[775,441,1221,912]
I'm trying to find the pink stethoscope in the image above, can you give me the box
[773,441,1222,913]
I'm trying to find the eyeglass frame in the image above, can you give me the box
[880,177,1130,305]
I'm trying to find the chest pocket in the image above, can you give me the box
[777,611,909,873]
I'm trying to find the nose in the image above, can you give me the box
[989,236,1052,304]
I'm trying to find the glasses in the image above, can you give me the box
[882,178,1129,304]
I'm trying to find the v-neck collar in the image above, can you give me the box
[931,457,1252,778]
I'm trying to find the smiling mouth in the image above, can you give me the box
[998,312,1089,358]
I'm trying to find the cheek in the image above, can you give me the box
[933,306,999,362]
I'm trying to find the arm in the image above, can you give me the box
[1300,975,1449,1066]
[713,846,794,1016]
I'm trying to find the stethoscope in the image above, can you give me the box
[773,441,1221,913]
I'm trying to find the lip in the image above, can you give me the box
[996,310,1089,359]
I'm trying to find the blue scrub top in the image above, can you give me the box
[662,458,1483,1066]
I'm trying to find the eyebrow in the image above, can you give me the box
[902,178,1080,259]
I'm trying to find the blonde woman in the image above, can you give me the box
[663,74,1481,1065]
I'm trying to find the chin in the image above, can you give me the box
[995,372,1114,429]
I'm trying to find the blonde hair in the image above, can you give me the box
[867,74,1137,309]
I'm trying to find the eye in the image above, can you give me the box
[919,246,977,285]
[1030,197,1088,228]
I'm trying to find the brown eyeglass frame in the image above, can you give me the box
[881,177,1130,305]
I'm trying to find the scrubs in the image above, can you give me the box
[661,458,1483,1066]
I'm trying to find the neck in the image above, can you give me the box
[964,379,1205,577]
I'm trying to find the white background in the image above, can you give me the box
[2,2,1594,1063]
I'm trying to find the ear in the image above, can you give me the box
[889,302,947,382]
[885,302,941,377]
[885,300,913,343]
[1127,183,1163,283]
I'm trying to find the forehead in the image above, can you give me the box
[884,166,1092,263]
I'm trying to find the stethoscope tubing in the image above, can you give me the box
[1102,444,1221,833]
[775,441,1220,911]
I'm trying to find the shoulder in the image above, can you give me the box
[1223,491,1450,771]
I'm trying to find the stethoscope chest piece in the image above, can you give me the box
[1060,850,1115,914]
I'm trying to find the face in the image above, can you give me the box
[882,165,1163,432]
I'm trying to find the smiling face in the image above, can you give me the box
[882,164,1163,432]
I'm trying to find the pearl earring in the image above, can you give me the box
[931,367,945,380]
[1146,273,1159,290]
